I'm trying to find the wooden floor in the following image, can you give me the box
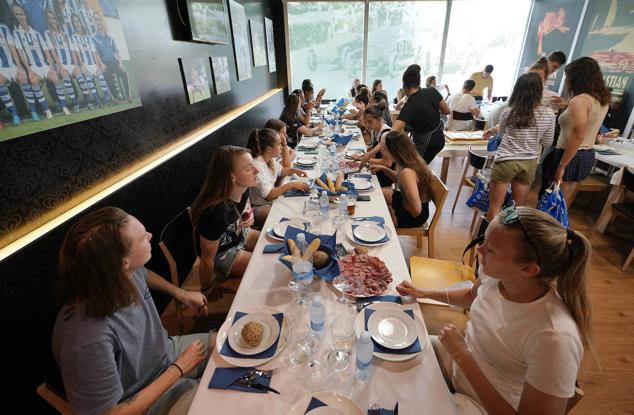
[162,156,634,414]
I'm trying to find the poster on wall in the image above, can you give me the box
[574,0,634,131]
[516,0,584,92]
[249,19,266,67]
[179,57,213,104]
[227,0,252,81]
[264,17,276,73]
[184,0,229,44]
[211,56,231,94]
[0,0,142,142]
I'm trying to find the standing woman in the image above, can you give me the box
[247,128,310,227]
[191,146,261,300]
[371,131,434,228]
[554,57,610,202]
[397,206,592,415]
[392,64,451,164]
[280,93,320,148]
[487,73,555,220]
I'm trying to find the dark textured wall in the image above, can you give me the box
[0,0,287,412]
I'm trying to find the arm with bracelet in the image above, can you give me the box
[396,279,481,309]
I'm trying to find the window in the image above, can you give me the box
[442,0,532,97]
[287,2,365,95]
[367,1,447,100]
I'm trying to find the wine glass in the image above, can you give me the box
[326,315,356,372]
[333,275,353,306]
[296,323,323,388]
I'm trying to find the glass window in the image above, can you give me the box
[441,0,531,98]
[367,1,447,101]
[287,2,365,97]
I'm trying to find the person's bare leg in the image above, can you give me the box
[510,181,531,206]
[229,251,252,278]
[243,229,260,252]
[382,188,394,204]
[487,181,510,221]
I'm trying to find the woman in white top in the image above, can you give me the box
[487,72,555,220]
[447,80,480,131]
[247,128,310,227]
[398,205,592,415]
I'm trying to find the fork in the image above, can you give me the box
[255,368,278,378]
[369,402,381,415]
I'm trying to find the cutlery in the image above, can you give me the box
[244,368,278,379]
[394,402,399,415]
[234,374,281,394]
[369,402,381,415]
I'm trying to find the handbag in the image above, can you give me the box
[487,133,501,152]
[536,182,569,227]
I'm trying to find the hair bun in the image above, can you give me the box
[408,64,421,74]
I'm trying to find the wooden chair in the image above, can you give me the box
[37,383,72,414]
[566,383,584,413]
[451,148,489,233]
[409,256,477,305]
[567,172,612,207]
[396,173,448,258]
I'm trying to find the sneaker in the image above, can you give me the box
[45,109,53,119]
[12,114,20,125]
[62,107,71,115]
[31,111,40,121]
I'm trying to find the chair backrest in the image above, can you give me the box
[565,383,584,413]
[623,167,634,192]
[468,147,488,170]
[37,363,72,414]
[159,208,197,287]
[428,172,449,233]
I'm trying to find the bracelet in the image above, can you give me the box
[170,362,184,378]
[559,161,568,167]
[445,288,450,307]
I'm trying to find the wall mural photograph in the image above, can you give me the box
[0,0,142,142]
[264,16,275,73]
[179,56,212,104]
[228,0,252,81]
[211,55,231,94]
[249,19,266,67]
[185,0,229,44]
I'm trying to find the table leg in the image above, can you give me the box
[594,185,625,234]
[440,157,450,184]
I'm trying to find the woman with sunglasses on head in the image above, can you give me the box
[397,205,592,415]
[486,72,555,221]
[191,146,261,301]
[247,128,310,227]
[52,207,212,415]
[370,131,434,227]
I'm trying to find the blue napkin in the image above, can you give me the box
[267,217,308,239]
[305,397,328,413]
[263,243,285,253]
[364,308,421,354]
[332,133,353,146]
[208,367,272,394]
[278,226,340,282]
[357,295,402,304]
[220,312,283,358]
[352,220,389,244]
[315,173,358,196]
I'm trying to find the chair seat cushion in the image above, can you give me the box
[613,203,634,220]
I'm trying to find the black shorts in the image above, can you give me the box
[392,190,430,228]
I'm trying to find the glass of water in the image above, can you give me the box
[326,315,356,372]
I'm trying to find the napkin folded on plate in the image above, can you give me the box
[220,311,283,359]
[266,217,308,239]
[305,397,328,413]
[364,308,421,354]
[278,226,340,282]
[332,133,353,146]
[352,219,389,244]
[208,367,272,394]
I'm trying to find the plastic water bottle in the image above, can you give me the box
[319,190,329,221]
[290,233,314,291]
[355,331,374,382]
[339,194,348,219]
[309,295,325,339]
[329,144,339,175]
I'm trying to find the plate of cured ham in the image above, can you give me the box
[335,254,393,297]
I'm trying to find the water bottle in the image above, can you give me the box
[290,233,314,291]
[329,144,338,175]
[309,295,325,339]
[339,194,348,219]
[355,331,374,382]
[319,190,329,221]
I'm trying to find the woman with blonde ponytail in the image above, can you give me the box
[397,205,592,415]
[247,128,310,227]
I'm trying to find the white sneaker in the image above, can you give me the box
[45,109,53,119]
[62,107,71,115]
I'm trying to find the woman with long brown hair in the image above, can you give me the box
[264,118,295,166]
[191,146,260,300]
[371,131,433,227]
[52,207,211,414]
[355,102,393,187]
[398,206,593,415]
[279,93,320,148]
[554,57,610,202]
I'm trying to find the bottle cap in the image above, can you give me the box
[360,331,371,342]
[322,190,327,196]
[297,233,305,242]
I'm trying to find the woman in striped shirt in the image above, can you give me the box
[487,73,555,220]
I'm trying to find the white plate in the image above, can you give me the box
[367,308,418,350]
[266,217,305,241]
[300,141,318,150]
[345,223,392,247]
[297,157,316,166]
[273,218,305,238]
[354,302,426,362]
[352,223,386,243]
[287,391,363,415]
[345,150,364,159]
[216,305,289,367]
[228,313,281,355]
[347,178,372,191]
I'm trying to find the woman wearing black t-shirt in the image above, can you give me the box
[280,94,320,148]
[191,146,261,300]
[392,64,451,164]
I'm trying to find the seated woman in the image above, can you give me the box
[279,94,321,148]
[191,146,261,300]
[52,207,211,415]
[354,103,393,188]
[302,78,325,109]
[370,90,392,127]
[371,79,383,95]
[447,80,480,131]
[371,131,433,228]
[344,87,370,121]
[397,206,590,415]
[292,89,311,125]
[426,75,451,98]
[247,128,310,227]
[264,118,295,164]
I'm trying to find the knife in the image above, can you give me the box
[249,382,281,395]
[394,402,398,415]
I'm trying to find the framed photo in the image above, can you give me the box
[179,57,213,104]
[249,20,267,67]
[228,0,252,81]
[184,0,229,44]
[264,17,276,73]
[211,56,232,94]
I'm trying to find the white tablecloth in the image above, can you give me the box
[187,134,457,414]
[595,142,634,170]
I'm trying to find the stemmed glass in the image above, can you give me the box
[332,275,353,306]
[326,315,356,372]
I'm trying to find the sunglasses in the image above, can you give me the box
[500,203,541,263]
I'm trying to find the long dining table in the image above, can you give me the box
[186,128,457,414]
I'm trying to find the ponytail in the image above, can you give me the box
[246,128,262,156]
[246,128,279,171]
